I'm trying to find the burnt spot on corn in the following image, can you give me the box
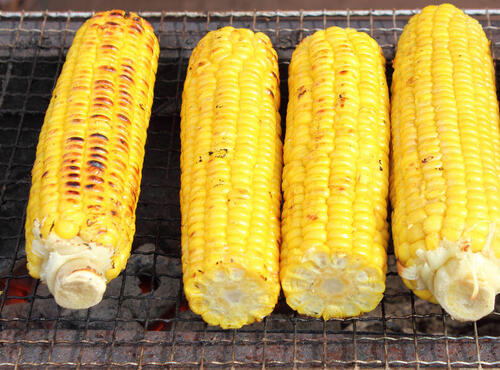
[66,181,80,188]
[119,96,132,107]
[141,78,149,89]
[66,190,80,196]
[94,80,114,90]
[116,159,128,171]
[145,42,154,54]
[90,153,107,161]
[67,173,79,179]
[422,155,434,163]
[122,65,135,75]
[42,171,48,178]
[119,137,129,149]
[131,165,140,176]
[90,133,108,141]
[265,88,275,99]
[213,178,225,188]
[71,85,88,90]
[111,210,117,216]
[120,74,133,83]
[85,184,95,189]
[124,11,130,18]
[87,160,106,170]
[88,175,104,183]
[91,146,108,154]
[94,96,113,107]
[120,89,133,99]
[297,86,307,99]
[68,136,84,142]
[109,172,120,181]
[102,44,118,51]
[214,148,228,158]
[62,157,78,164]
[338,95,347,108]
[117,113,130,124]
[139,103,145,111]
[99,65,116,73]
[128,200,136,214]
[90,114,110,121]
[130,22,144,34]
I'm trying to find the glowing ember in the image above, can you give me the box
[0,264,35,306]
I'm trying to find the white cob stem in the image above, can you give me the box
[401,233,500,321]
[31,220,112,309]
[432,254,498,321]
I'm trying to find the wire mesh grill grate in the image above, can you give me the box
[0,9,499,368]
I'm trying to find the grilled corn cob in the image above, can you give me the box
[391,4,500,321]
[25,10,159,309]
[180,27,282,329]
[280,27,390,319]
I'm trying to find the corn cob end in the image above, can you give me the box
[399,236,500,321]
[281,253,386,319]
[31,220,112,309]
[51,259,107,310]
[184,264,279,329]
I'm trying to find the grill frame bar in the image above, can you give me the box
[0,8,498,368]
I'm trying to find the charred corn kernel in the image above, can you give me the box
[180,27,282,329]
[25,10,159,309]
[391,4,500,321]
[280,27,390,319]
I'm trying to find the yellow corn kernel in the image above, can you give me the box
[25,10,159,309]
[180,27,282,329]
[280,27,390,319]
[391,4,500,321]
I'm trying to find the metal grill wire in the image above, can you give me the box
[0,9,498,368]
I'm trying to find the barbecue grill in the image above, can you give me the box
[0,9,499,368]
